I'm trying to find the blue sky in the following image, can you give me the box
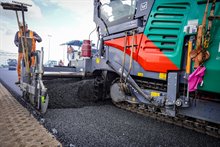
[0,0,96,63]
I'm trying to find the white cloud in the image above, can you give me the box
[15,0,43,20]
[43,0,94,19]
[0,31,17,53]
[5,28,14,35]
[0,0,44,51]
[0,0,43,20]
[0,19,16,34]
[0,0,98,65]
[38,0,97,43]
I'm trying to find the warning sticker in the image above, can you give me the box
[96,57,100,64]
[159,73,167,80]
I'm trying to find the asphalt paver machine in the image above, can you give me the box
[70,0,220,137]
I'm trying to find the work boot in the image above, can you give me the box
[15,80,20,85]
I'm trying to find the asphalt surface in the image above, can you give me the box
[44,78,107,109]
[0,68,21,95]
[0,68,220,147]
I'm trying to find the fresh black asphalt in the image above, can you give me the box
[0,68,220,147]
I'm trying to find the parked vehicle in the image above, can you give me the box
[7,59,17,70]
[44,60,58,67]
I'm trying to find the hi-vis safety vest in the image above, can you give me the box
[18,30,36,53]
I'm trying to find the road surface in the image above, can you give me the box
[0,68,220,147]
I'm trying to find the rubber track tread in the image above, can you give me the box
[114,102,220,138]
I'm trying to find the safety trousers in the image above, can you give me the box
[17,52,35,81]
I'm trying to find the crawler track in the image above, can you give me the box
[114,102,220,138]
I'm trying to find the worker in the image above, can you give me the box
[14,23,42,84]
[58,59,64,66]
[67,45,74,61]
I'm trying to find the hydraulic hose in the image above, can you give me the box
[120,31,128,83]
[126,30,135,82]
